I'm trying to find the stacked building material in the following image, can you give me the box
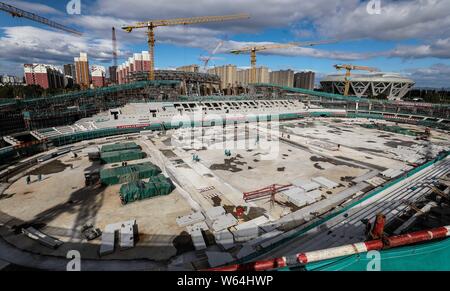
[101,142,141,153]
[119,174,175,204]
[100,149,145,164]
[100,162,161,185]
[100,220,138,256]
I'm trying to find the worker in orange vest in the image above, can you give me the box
[369,213,386,240]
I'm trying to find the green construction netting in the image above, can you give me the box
[119,174,175,205]
[280,238,450,271]
[358,123,418,136]
[101,142,141,153]
[100,162,161,185]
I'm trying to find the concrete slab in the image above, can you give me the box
[176,212,205,227]
[312,176,339,189]
[186,222,209,234]
[212,214,238,232]
[214,229,235,250]
[292,179,321,192]
[191,229,207,251]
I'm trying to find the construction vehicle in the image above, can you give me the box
[416,127,431,141]
[230,40,333,84]
[334,64,380,96]
[0,1,82,35]
[122,14,250,81]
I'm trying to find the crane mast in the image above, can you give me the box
[231,40,333,84]
[334,64,380,96]
[122,14,250,81]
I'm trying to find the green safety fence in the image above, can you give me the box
[100,162,161,185]
[298,238,450,271]
[119,174,175,205]
[100,149,145,164]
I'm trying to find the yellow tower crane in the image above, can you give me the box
[334,64,380,96]
[122,14,250,81]
[230,40,332,84]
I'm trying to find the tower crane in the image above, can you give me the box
[334,64,380,96]
[200,40,224,72]
[122,14,250,81]
[230,40,332,84]
[0,1,82,36]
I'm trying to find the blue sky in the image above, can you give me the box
[1,0,450,87]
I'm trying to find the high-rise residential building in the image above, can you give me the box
[177,65,199,73]
[64,76,74,88]
[294,71,315,90]
[270,69,295,87]
[237,67,269,85]
[116,51,151,84]
[207,65,237,88]
[63,64,76,82]
[109,66,118,84]
[91,65,106,88]
[74,52,90,88]
[0,75,23,86]
[24,64,64,89]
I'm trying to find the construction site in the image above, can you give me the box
[0,2,450,272]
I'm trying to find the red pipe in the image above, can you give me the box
[208,225,450,271]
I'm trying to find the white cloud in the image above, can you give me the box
[403,63,450,88]
[0,26,115,65]
[1,0,64,15]
[2,0,450,83]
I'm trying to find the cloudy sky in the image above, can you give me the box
[1,0,450,87]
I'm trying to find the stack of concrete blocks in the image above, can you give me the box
[205,206,238,232]
[176,212,208,251]
[120,220,138,250]
[292,178,321,192]
[187,222,209,251]
[230,215,270,243]
[381,169,405,179]
[213,229,235,250]
[205,207,238,249]
[100,220,138,256]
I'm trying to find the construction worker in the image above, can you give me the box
[369,213,386,240]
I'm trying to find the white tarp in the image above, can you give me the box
[291,178,321,192]
[312,176,339,189]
